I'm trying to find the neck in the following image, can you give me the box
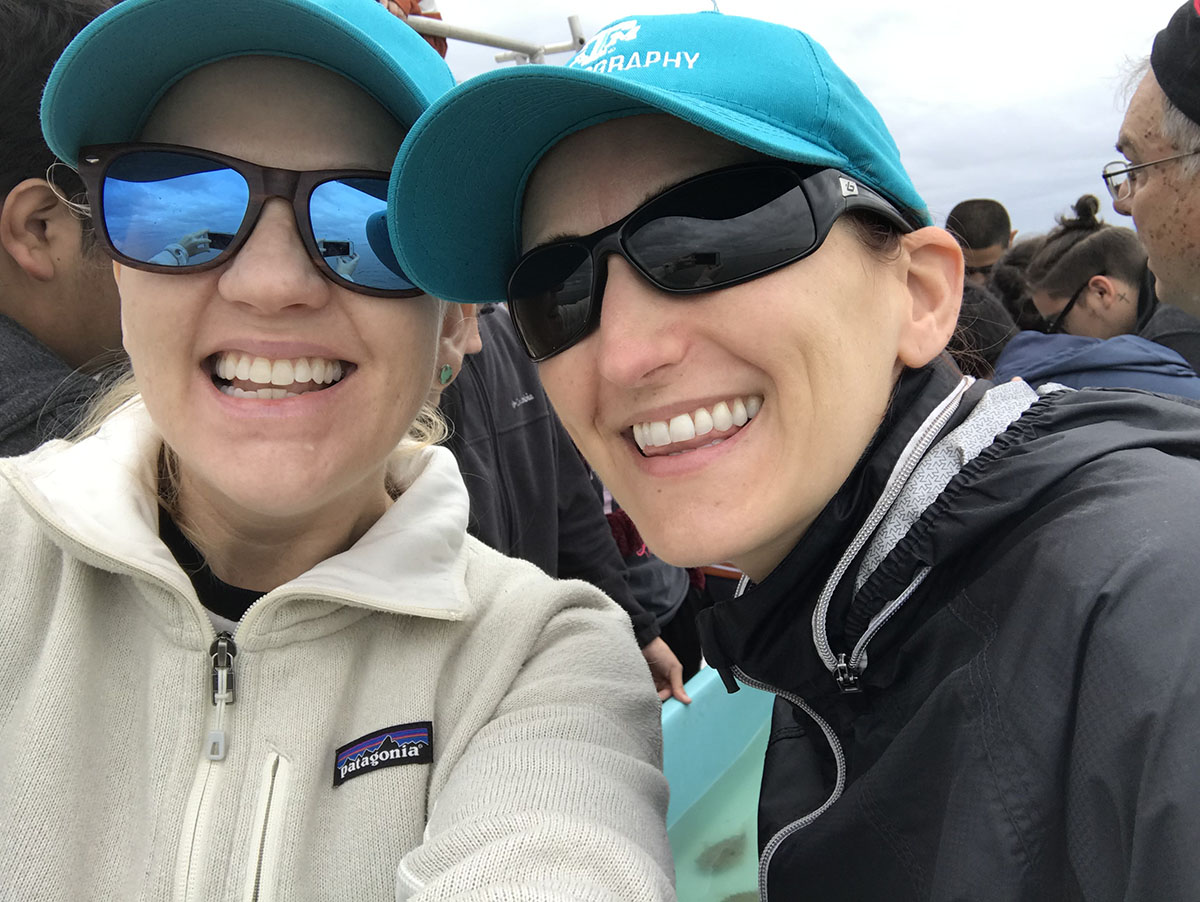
[172,463,393,591]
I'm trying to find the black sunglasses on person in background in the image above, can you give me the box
[507,162,919,361]
[77,143,421,297]
[1044,273,1101,334]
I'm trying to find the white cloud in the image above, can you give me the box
[430,0,1186,234]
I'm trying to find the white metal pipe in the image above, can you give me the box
[405,16,545,57]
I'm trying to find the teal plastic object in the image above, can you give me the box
[660,667,774,828]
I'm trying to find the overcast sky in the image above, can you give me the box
[429,0,1184,239]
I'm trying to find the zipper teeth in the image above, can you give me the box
[848,566,931,670]
[731,666,846,902]
[811,376,973,673]
[249,756,281,902]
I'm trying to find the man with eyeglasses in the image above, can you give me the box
[1107,1,1200,334]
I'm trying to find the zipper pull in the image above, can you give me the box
[834,653,862,694]
[207,632,237,760]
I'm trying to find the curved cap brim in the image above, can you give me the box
[389,64,849,304]
[42,0,454,165]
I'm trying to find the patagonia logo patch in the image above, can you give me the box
[333,721,432,787]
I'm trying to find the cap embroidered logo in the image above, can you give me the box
[571,19,641,68]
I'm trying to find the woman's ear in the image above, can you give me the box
[896,226,963,369]
[431,303,482,390]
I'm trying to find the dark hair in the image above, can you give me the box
[0,0,115,201]
[988,235,1047,331]
[1025,195,1146,298]
[946,282,1018,378]
[945,199,1012,251]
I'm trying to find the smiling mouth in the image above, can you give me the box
[208,351,351,399]
[633,395,762,457]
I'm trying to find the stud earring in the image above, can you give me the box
[439,364,454,385]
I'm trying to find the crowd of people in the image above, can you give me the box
[5,0,1200,899]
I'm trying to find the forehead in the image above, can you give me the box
[521,114,763,246]
[1119,71,1171,159]
[138,56,406,171]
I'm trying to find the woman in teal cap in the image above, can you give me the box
[0,1,673,898]
[390,10,1200,899]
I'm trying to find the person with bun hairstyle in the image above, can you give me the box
[0,1,674,898]
[994,194,1200,396]
[390,10,1200,899]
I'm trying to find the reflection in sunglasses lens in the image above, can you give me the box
[510,243,593,359]
[103,151,248,266]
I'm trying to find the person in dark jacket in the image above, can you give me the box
[996,193,1200,395]
[438,304,693,701]
[388,9,1200,900]
[0,0,121,455]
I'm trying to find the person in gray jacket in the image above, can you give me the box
[0,1,673,899]
[0,0,121,455]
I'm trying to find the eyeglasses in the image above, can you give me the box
[77,143,421,297]
[1043,273,1099,334]
[507,162,916,361]
[1101,149,1200,202]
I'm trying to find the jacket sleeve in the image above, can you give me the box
[1065,537,1200,901]
[394,576,675,901]
[551,420,660,648]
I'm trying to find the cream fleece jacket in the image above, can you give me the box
[0,404,674,901]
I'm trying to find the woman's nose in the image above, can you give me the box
[217,199,331,312]
[590,256,689,387]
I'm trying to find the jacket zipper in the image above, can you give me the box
[244,751,290,902]
[730,665,846,902]
[207,632,237,760]
[812,377,973,692]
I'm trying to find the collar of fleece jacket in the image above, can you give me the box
[0,399,473,625]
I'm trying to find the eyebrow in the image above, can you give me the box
[532,180,685,248]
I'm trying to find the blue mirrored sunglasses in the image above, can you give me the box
[77,143,420,297]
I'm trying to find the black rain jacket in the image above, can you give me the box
[697,359,1200,901]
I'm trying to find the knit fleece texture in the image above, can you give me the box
[0,402,674,901]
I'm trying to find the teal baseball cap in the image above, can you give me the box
[388,10,930,304]
[41,0,456,167]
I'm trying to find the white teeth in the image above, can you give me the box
[711,401,733,432]
[270,359,294,386]
[217,385,300,399]
[212,350,345,389]
[631,394,763,452]
[731,398,748,427]
[668,413,696,443]
[248,357,272,383]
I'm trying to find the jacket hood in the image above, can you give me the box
[0,400,474,623]
[994,331,1200,386]
[698,358,1200,700]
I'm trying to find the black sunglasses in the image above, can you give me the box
[1044,272,1100,334]
[507,162,916,361]
[77,143,421,297]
